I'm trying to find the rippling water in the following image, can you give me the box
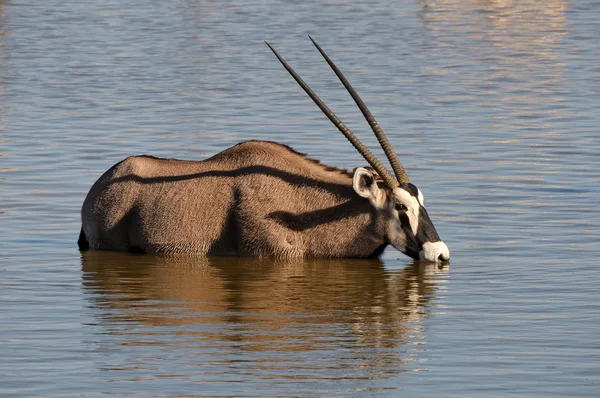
[1,0,599,396]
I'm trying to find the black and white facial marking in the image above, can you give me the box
[390,183,449,262]
[352,168,449,262]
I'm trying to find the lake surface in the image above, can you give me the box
[1,0,599,396]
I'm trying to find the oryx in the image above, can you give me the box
[78,37,450,262]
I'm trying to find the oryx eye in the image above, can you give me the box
[395,203,408,213]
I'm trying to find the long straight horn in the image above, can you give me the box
[266,41,399,189]
[308,36,410,185]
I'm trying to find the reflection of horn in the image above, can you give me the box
[308,36,410,185]
[265,41,400,189]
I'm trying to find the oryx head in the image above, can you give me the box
[267,37,450,262]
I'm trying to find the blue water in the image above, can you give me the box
[1,0,599,396]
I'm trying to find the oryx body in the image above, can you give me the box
[81,141,387,257]
[79,38,450,262]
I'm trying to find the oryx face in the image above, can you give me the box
[354,168,449,262]
[388,184,449,262]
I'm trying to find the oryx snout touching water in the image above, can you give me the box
[79,37,449,262]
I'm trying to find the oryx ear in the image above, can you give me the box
[353,167,381,200]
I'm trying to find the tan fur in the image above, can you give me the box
[81,140,389,258]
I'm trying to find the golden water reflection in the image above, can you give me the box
[81,253,448,379]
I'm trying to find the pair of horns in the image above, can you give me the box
[266,36,409,188]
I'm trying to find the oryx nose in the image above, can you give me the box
[420,241,450,263]
[436,241,450,262]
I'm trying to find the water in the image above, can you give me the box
[1,0,599,396]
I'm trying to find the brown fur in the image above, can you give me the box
[80,140,389,258]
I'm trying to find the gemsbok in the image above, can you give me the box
[78,37,450,262]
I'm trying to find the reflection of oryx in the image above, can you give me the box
[81,252,447,349]
[79,38,449,262]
